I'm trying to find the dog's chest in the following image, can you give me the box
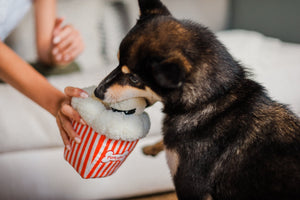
[165,148,180,177]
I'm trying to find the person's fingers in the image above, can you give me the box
[59,38,81,62]
[56,115,71,149]
[55,86,88,149]
[61,87,88,125]
[61,37,78,55]
[54,17,65,28]
[55,42,84,65]
[63,39,84,62]
[60,47,76,63]
[51,27,84,64]
[53,30,78,53]
[53,25,74,46]
[64,86,89,98]
[53,17,65,38]
[58,111,81,144]
[52,36,77,63]
[61,103,86,125]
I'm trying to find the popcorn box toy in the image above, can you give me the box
[64,86,150,179]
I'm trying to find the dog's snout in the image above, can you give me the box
[94,66,122,100]
[94,85,106,100]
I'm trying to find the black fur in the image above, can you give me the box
[95,0,300,199]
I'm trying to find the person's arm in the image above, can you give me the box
[0,41,62,115]
[34,0,56,64]
[0,41,87,148]
[34,0,84,66]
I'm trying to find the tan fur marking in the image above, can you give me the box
[166,148,180,177]
[129,36,145,61]
[121,65,130,74]
[143,140,164,156]
[203,194,213,200]
[172,22,187,35]
[147,9,163,15]
[104,84,161,105]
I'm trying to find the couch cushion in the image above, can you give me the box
[217,30,300,115]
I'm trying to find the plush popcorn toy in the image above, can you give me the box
[64,86,150,179]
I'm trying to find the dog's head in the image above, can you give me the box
[94,0,243,111]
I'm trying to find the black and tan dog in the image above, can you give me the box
[94,0,300,199]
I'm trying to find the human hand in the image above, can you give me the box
[51,18,84,66]
[56,87,89,150]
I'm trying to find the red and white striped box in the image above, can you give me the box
[64,121,139,179]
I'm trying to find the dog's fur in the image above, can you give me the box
[94,0,300,199]
[143,140,164,156]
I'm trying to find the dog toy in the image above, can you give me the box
[64,86,150,178]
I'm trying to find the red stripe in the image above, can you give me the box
[98,140,123,177]
[69,124,85,164]
[112,140,139,174]
[65,122,80,161]
[106,140,131,174]
[121,141,130,153]
[70,125,87,167]
[86,139,112,178]
[99,162,113,177]
[110,141,133,173]
[80,130,98,177]
[96,140,120,177]
[92,134,106,162]
[67,123,79,162]
[106,161,120,176]
[76,127,93,172]
[131,140,139,150]
[116,141,125,153]
[127,140,136,152]
[110,160,123,176]
[72,125,89,167]
[104,141,125,176]
[64,122,75,159]
[123,140,139,162]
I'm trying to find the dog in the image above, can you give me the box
[93,0,300,199]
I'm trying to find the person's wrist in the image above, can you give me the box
[50,93,66,117]
[38,50,54,66]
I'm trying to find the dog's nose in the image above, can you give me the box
[94,65,121,100]
[94,85,106,100]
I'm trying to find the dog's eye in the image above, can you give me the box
[129,74,139,84]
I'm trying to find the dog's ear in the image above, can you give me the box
[138,0,171,19]
[152,59,186,89]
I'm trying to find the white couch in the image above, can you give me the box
[1,0,299,199]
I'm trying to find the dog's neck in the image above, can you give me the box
[162,78,264,134]
[162,90,237,133]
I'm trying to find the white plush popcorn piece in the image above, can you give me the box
[71,86,150,141]
[109,97,147,115]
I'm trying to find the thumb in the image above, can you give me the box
[53,17,65,35]
[64,87,89,98]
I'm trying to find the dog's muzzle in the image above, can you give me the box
[94,66,122,100]
[94,85,106,100]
